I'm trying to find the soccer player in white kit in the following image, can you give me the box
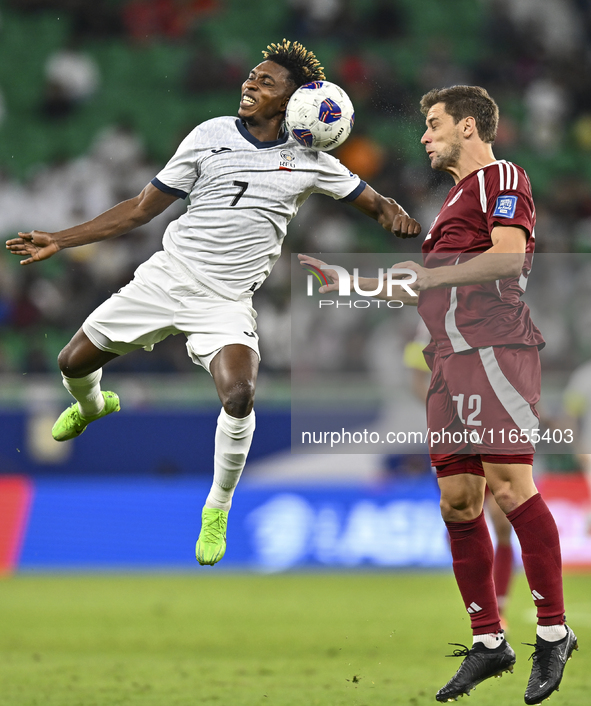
[7,40,421,565]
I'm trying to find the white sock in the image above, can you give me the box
[473,632,504,649]
[536,624,567,642]
[62,370,104,417]
[205,408,256,512]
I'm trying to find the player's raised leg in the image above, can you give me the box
[435,467,515,702]
[484,461,578,705]
[52,328,121,441]
[195,344,258,566]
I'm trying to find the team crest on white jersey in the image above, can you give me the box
[279,149,296,171]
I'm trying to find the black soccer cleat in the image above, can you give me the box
[435,638,516,702]
[523,625,578,705]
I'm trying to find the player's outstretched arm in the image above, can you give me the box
[349,185,421,239]
[392,226,527,291]
[6,183,179,266]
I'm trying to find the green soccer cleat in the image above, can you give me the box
[196,507,228,566]
[52,391,120,442]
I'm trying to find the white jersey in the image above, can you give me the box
[152,116,365,299]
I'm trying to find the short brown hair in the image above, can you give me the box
[420,86,499,143]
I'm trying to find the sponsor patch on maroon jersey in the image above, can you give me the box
[493,195,517,218]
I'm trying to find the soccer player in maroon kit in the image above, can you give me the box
[408,85,578,705]
[300,85,578,705]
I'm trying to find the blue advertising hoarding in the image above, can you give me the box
[14,476,450,571]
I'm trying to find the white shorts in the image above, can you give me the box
[83,251,260,373]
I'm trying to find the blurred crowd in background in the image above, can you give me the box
[1,0,591,376]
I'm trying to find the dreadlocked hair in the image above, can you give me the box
[262,39,325,86]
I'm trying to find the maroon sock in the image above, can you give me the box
[445,511,501,634]
[493,543,514,614]
[507,493,565,626]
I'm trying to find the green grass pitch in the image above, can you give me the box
[0,571,588,705]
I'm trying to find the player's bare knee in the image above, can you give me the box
[491,488,521,515]
[488,480,520,514]
[57,347,79,377]
[57,345,97,378]
[440,493,482,522]
[221,380,256,418]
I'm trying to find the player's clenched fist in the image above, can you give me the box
[391,213,421,239]
[378,198,421,239]
[6,231,59,265]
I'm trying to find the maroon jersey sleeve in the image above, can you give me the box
[483,161,535,238]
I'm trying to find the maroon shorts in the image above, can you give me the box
[426,345,540,475]
[435,453,535,478]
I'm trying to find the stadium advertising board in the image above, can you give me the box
[2,474,590,571]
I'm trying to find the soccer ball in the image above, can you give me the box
[285,81,355,152]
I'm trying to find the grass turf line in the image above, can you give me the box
[0,572,588,705]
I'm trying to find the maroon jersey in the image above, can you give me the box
[418,160,544,356]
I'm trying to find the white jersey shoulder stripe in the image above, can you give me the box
[509,161,518,190]
[497,161,505,191]
[495,160,519,192]
[477,169,486,213]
